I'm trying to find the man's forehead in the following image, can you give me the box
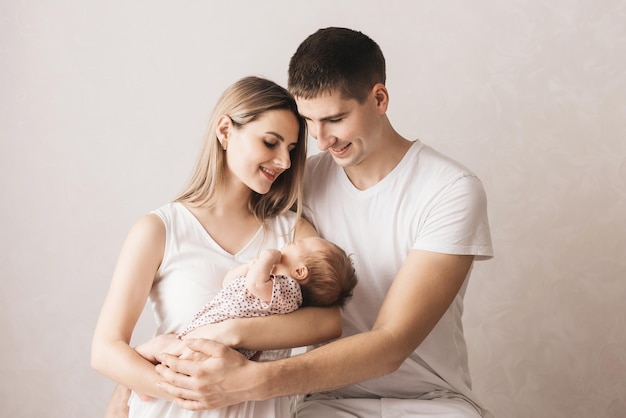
[295,93,353,120]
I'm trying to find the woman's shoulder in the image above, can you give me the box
[266,209,299,229]
[150,201,180,219]
[150,201,199,228]
[123,212,166,253]
[264,211,316,244]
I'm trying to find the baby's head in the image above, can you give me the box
[282,237,357,307]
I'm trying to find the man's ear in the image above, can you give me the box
[216,115,232,149]
[371,83,389,113]
[294,265,309,281]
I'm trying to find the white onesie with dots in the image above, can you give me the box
[177,274,303,358]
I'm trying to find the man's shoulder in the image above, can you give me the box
[405,142,478,184]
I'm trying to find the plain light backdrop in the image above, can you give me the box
[1,1,625,417]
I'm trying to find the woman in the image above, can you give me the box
[91,76,341,417]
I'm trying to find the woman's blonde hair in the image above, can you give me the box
[176,76,307,221]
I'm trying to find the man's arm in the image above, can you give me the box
[155,250,474,410]
[103,385,131,418]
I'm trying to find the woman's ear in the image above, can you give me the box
[216,115,232,150]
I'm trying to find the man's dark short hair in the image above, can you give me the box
[288,27,386,103]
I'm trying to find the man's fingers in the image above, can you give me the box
[153,338,249,410]
[156,370,222,410]
[174,398,207,411]
[155,376,203,403]
[137,393,155,402]
[155,355,194,382]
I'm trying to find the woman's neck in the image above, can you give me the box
[185,182,262,255]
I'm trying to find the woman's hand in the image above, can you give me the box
[135,334,185,364]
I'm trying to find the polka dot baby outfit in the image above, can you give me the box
[178,274,303,358]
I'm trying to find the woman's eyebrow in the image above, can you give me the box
[266,131,284,141]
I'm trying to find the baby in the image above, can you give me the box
[137,236,357,360]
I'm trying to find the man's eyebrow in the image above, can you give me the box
[302,111,349,122]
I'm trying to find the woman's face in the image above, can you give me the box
[223,109,300,195]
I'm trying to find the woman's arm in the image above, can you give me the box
[91,214,176,401]
[135,334,187,364]
[184,305,342,350]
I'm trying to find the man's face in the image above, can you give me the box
[296,90,382,169]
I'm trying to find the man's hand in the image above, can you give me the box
[103,385,130,418]
[155,338,261,410]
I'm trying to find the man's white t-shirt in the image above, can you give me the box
[302,140,493,413]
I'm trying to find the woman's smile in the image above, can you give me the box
[260,166,279,181]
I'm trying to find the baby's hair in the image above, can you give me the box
[301,240,357,307]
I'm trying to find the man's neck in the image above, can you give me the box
[344,132,413,190]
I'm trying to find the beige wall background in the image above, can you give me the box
[2,1,625,417]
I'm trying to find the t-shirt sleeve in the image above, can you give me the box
[412,174,493,259]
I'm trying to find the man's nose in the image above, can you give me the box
[312,124,335,151]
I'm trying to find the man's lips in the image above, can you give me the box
[330,143,351,156]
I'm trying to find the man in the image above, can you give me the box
[110,27,494,417]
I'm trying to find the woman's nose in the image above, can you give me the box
[275,147,291,170]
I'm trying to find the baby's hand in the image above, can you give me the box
[135,334,184,364]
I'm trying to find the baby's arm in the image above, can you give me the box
[222,263,250,287]
[245,249,281,302]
